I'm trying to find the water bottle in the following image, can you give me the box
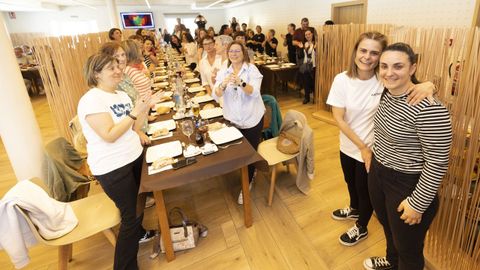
[173,76,184,109]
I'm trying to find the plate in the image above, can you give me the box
[154,75,168,82]
[208,126,243,145]
[162,91,173,98]
[188,86,205,93]
[184,78,200,84]
[145,140,182,163]
[192,95,214,104]
[153,82,169,88]
[154,101,175,110]
[265,64,280,69]
[201,143,218,155]
[147,119,176,135]
[200,107,223,119]
[282,63,296,67]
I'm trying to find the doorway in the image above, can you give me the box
[331,0,367,24]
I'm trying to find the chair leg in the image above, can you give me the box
[268,166,277,206]
[102,228,117,246]
[58,244,72,270]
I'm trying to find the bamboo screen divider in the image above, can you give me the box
[30,32,110,142]
[314,25,480,269]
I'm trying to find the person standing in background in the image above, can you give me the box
[281,23,297,63]
[263,29,278,57]
[108,28,122,42]
[252,25,265,53]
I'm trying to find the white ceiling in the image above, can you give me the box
[0,0,245,12]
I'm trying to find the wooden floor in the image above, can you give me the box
[0,92,387,270]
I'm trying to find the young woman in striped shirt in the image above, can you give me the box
[327,32,435,250]
[364,43,452,270]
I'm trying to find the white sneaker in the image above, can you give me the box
[363,256,393,270]
[237,181,253,205]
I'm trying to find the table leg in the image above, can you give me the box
[241,166,253,227]
[153,190,175,261]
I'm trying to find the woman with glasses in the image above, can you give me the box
[213,41,265,205]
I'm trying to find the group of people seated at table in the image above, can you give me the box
[14,45,45,95]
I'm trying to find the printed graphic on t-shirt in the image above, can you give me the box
[110,103,132,117]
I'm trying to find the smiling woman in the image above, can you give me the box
[367,43,452,270]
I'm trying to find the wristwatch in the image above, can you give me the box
[239,80,247,88]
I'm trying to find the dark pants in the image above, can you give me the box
[239,117,264,182]
[301,68,315,101]
[340,152,373,228]
[95,155,144,270]
[368,158,438,270]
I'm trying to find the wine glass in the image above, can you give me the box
[277,51,283,66]
[180,119,194,146]
[197,119,210,143]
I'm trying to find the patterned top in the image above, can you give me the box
[373,90,452,213]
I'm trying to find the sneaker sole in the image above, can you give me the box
[339,233,368,247]
[331,213,359,221]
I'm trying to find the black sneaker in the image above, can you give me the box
[363,256,393,270]
[332,206,359,220]
[339,224,368,246]
[139,230,156,244]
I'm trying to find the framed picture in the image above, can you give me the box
[120,12,155,29]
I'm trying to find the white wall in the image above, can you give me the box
[3,5,226,35]
[367,0,476,27]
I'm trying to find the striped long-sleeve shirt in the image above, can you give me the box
[124,65,152,100]
[373,90,452,213]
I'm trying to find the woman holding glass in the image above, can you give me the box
[78,53,152,270]
[365,43,452,270]
[213,41,264,205]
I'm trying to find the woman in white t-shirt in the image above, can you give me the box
[326,32,435,251]
[77,53,152,270]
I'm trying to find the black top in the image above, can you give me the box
[171,42,182,54]
[265,37,278,57]
[252,33,265,53]
[286,33,296,63]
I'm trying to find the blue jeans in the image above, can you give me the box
[95,155,144,270]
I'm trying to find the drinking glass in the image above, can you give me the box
[180,119,194,145]
[192,102,200,118]
[197,119,210,142]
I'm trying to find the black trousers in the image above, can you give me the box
[239,117,264,182]
[340,151,373,227]
[301,68,315,101]
[368,158,438,270]
[95,155,144,270]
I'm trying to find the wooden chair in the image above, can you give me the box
[257,138,299,206]
[15,178,120,270]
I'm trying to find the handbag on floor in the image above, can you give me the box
[159,207,208,253]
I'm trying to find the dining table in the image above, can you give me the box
[254,57,299,97]
[139,56,265,262]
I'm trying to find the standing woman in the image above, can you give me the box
[78,53,151,270]
[213,41,264,205]
[327,32,435,249]
[297,28,316,104]
[123,40,152,101]
[364,43,452,270]
[181,32,198,70]
[263,29,278,57]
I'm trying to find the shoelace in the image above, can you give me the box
[373,257,391,267]
[346,225,360,239]
[340,207,352,215]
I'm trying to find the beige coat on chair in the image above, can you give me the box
[280,110,315,194]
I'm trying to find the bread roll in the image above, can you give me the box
[152,157,175,170]
[152,128,169,138]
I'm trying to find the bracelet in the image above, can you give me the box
[127,111,137,120]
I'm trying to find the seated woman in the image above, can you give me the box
[108,28,122,42]
[364,43,452,270]
[212,41,264,205]
[77,53,153,270]
[170,35,183,54]
[142,36,158,77]
[181,32,198,70]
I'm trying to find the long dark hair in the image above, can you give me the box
[383,42,420,84]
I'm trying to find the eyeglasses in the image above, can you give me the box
[228,49,242,54]
[202,42,214,46]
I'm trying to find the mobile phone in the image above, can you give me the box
[172,157,197,169]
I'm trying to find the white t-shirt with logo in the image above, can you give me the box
[326,71,383,162]
[77,88,143,175]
